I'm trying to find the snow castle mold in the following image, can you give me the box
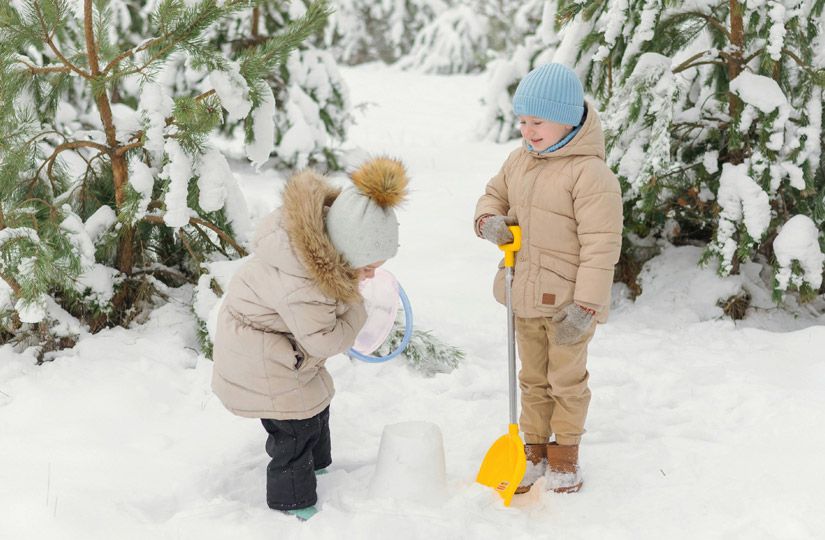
[369,421,447,504]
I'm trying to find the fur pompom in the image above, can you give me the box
[350,157,409,209]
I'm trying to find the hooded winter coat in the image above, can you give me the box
[474,101,623,322]
[212,170,366,420]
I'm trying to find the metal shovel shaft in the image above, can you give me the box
[505,266,517,425]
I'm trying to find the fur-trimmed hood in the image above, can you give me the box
[253,169,361,304]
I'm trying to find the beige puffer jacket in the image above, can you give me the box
[474,101,623,322]
[211,170,366,420]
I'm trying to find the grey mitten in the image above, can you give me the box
[551,304,594,345]
[480,215,516,245]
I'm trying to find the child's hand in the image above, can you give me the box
[551,304,595,345]
[480,215,517,245]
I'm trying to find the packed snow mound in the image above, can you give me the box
[622,245,764,325]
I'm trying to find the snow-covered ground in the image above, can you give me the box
[2,64,824,540]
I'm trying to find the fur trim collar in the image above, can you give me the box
[281,170,361,303]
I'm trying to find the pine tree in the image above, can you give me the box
[476,0,559,142]
[0,0,331,350]
[397,3,490,74]
[218,1,352,170]
[480,0,825,302]
[126,1,352,170]
[326,0,449,65]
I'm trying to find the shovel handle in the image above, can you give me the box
[498,226,521,268]
[499,225,521,427]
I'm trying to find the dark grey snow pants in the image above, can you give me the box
[260,406,331,511]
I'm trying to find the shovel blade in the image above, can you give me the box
[476,424,527,506]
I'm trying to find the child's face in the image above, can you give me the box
[519,115,574,152]
[357,260,385,281]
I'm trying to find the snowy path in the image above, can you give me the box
[1,64,824,539]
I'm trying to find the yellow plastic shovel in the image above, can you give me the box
[476,225,526,506]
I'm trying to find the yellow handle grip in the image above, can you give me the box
[498,225,521,268]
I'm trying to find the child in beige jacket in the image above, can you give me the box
[474,63,623,494]
[212,158,408,517]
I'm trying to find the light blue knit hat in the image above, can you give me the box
[512,63,584,126]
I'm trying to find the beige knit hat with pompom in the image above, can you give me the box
[325,157,409,268]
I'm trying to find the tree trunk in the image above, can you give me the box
[252,6,260,38]
[726,0,745,166]
[726,0,746,275]
[84,0,134,275]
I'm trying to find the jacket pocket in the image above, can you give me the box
[260,331,305,374]
[534,253,578,311]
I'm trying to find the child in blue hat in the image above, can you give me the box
[474,63,624,494]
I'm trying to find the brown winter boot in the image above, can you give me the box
[514,443,547,494]
[545,442,582,493]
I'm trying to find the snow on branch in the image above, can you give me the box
[711,163,771,274]
[0,227,41,249]
[245,85,275,168]
[208,61,252,122]
[773,215,825,292]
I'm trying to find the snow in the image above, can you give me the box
[0,280,11,311]
[220,172,254,246]
[767,2,786,60]
[702,149,719,174]
[209,62,252,122]
[634,51,671,75]
[553,16,593,72]
[161,139,194,228]
[138,83,174,162]
[592,0,628,63]
[60,209,96,265]
[245,85,275,169]
[773,215,825,291]
[193,274,220,337]
[617,139,645,180]
[109,103,141,143]
[0,227,40,247]
[729,71,788,115]
[84,205,117,244]
[398,5,489,74]
[127,158,154,219]
[801,95,822,172]
[194,258,248,342]
[2,64,825,539]
[60,208,117,305]
[369,421,447,504]
[75,264,117,306]
[13,295,46,324]
[623,0,659,59]
[195,148,229,213]
[717,163,771,241]
[42,296,85,339]
[278,86,323,168]
[714,163,772,272]
[55,101,79,129]
[779,161,805,190]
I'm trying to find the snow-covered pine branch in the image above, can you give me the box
[398,4,489,74]
[326,0,449,65]
[0,0,330,345]
[476,0,559,142]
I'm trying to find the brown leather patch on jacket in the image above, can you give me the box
[542,293,556,305]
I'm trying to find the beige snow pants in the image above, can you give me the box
[516,316,596,446]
